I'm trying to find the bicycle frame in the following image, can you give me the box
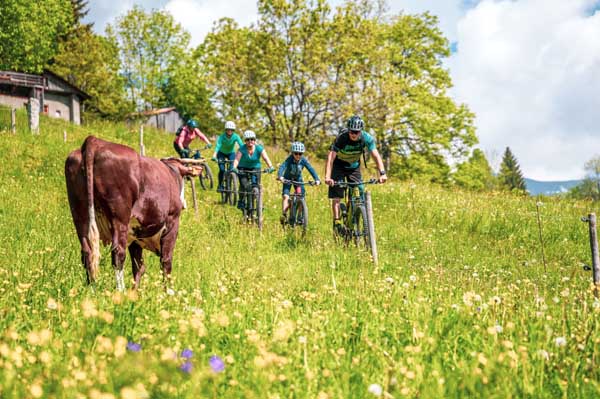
[281,179,316,232]
[214,159,237,205]
[237,169,271,230]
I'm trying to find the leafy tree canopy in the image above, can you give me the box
[0,0,73,73]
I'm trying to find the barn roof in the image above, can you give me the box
[0,70,90,100]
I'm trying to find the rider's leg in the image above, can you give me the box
[237,171,249,209]
[217,152,226,190]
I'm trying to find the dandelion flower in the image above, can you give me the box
[555,337,567,347]
[368,383,383,397]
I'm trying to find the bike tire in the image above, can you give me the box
[353,205,370,249]
[199,163,214,190]
[365,192,378,264]
[296,197,308,234]
[255,186,263,231]
[228,172,239,207]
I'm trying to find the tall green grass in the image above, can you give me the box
[0,116,598,398]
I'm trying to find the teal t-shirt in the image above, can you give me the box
[215,132,243,154]
[330,130,376,169]
[238,144,264,169]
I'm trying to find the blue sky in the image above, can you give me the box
[85,0,600,180]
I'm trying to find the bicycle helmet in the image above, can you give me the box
[224,121,236,130]
[290,141,305,153]
[243,130,256,140]
[346,115,364,131]
[186,119,198,129]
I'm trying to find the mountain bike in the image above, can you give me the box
[279,179,317,234]
[213,159,238,206]
[333,179,379,264]
[188,149,214,190]
[236,168,272,230]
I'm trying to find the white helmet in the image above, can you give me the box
[224,121,236,130]
[243,130,256,140]
[290,141,305,153]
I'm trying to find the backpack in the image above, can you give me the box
[175,126,184,136]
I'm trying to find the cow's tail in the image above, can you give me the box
[83,137,100,281]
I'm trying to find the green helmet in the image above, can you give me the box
[346,115,364,131]
[186,119,198,129]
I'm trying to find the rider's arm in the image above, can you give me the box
[233,151,242,169]
[261,150,274,169]
[303,159,320,182]
[195,129,211,145]
[325,150,336,181]
[370,148,387,182]
[277,158,288,178]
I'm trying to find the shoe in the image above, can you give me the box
[333,219,344,235]
[280,213,287,225]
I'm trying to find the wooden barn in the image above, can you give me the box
[0,70,90,125]
[132,107,184,133]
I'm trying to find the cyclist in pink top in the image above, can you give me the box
[173,119,212,158]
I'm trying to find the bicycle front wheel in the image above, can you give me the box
[228,172,239,206]
[353,205,370,250]
[254,186,263,231]
[295,197,308,234]
[199,163,214,190]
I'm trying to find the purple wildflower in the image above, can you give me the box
[180,361,193,374]
[209,355,225,373]
[181,348,193,359]
[127,341,141,352]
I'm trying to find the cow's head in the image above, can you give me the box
[161,158,202,177]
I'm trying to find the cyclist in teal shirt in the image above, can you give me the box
[232,130,275,210]
[324,115,387,231]
[211,121,243,192]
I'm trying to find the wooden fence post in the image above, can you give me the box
[139,125,145,156]
[63,130,67,143]
[11,108,16,134]
[583,213,600,297]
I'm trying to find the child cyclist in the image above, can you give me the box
[277,141,321,224]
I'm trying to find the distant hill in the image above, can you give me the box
[525,178,582,196]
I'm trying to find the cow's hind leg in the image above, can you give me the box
[111,222,128,291]
[159,221,180,292]
[129,242,146,289]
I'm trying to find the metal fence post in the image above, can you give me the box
[583,213,600,297]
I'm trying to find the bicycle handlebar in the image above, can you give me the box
[236,168,273,175]
[333,178,379,187]
[280,179,318,186]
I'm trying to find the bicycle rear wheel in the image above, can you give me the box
[199,163,214,190]
[353,205,370,249]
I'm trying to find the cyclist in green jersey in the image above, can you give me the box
[324,115,387,231]
[232,130,275,210]
[211,121,244,192]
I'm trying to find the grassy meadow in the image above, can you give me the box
[0,115,599,398]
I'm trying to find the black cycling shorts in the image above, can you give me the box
[328,163,361,199]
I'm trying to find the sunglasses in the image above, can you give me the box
[293,152,302,156]
[349,130,361,135]
[245,138,256,142]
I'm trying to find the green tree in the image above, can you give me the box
[107,6,191,111]
[0,0,73,73]
[50,29,131,119]
[498,147,526,192]
[453,149,495,191]
[568,155,600,201]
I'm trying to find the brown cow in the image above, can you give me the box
[65,136,199,290]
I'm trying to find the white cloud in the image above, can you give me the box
[163,0,259,47]
[448,0,600,180]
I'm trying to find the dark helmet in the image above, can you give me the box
[346,115,364,131]
[186,119,198,129]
